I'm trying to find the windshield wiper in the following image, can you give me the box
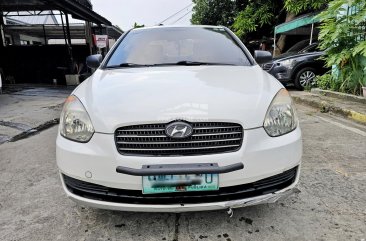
[106,63,151,69]
[106,61,237,69]
[119,63,151,67]
[173,61,236,66]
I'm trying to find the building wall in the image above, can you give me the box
[48,39,86,45]
[18,34,45,45]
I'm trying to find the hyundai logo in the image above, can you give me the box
[165,121,193,138]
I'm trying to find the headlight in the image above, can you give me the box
[278,59,294,68]
[263,89,298,137]
[60,95,94,142]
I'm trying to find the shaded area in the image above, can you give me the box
[0,45,90,85]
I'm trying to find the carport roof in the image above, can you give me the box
[4,24,123,39]
[275,13,320,35]
[0,0,111,25]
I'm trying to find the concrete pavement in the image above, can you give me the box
[290,89,366,125]
[0,103,365,241]
[0,86,72,144]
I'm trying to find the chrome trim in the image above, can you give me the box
[118,126,240,132]
[116,138,241,145]
[116,132,242,138]
[121,129,165,132]
[118,144,240,151]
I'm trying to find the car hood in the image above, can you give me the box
[73,65,283,133]
[272,52,297,60]
[272,51,323,62]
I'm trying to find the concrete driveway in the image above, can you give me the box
[0,86,71,143]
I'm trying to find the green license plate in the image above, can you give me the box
[142,174,219,194]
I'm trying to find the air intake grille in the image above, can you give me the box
[115,122,243,156]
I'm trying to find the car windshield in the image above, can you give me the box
[106,27,251,68]
[286,40,310,54]
[299,43,319,53]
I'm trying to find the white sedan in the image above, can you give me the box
[56,26,302,213]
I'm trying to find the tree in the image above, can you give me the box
[317,0,366,94]
[284,0,329,15]
[133,22,145,29]
[233,0,329,54]
[232,1,283,39]
[191,0,330,54]
[191,0,283,43]
[191,0,237,26]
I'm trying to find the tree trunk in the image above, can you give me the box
[274,12,296,56]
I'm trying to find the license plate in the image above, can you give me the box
[142,174,219,194]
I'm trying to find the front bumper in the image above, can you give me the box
[60,166,300,212]
[57,127,302,189]
[57,126,302,212]
[266,64,292,83]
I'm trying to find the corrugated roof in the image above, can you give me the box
[0,0,111,25]
[6,11,58,25]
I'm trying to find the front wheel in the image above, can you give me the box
[294,67,316,90]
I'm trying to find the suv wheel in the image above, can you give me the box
[294,67,316,90]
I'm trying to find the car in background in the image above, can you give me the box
[262,41,327,90]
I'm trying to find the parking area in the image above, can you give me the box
[0,86,72,143]
[0,90,365,241]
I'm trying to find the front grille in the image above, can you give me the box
[262,63,274,71]
[115,122,243,156]
[63,166,298,205]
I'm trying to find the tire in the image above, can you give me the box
[294,67,317,90]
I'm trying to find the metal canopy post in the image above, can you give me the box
[65,12,72,46]
[310,23,314,45]
[0,11,5,48]
[42,25,47,45]
[99,24,105,56]
[85,21,93,55]
[60,12,67,45]
[63,12,74,74]
[273,33,276,56]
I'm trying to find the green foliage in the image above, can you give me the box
[191,0,281,38]
[315,73,342,90]
[191,0,328,39]
[233,0,328,38]
[133,22,145,28]
[284,0,329,15]
[191,0,237,26]
[318,0,366,95]
[232,2,277,38]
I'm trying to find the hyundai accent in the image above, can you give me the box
[56,26,302,213]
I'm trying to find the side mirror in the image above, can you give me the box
[86,54,103,69]
[254,50,272,64]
